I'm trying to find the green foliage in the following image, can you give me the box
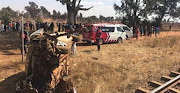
[52,10,61,20]
[114,0,180,26]
[0,6,18,23]
[114,0,143,26]
[25,2,41,19]
[40,6,51,18]
[145,0,180,25]
[99,15,114,22]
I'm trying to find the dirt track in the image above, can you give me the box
[0,31,180,93]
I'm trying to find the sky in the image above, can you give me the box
[0,0,122,17]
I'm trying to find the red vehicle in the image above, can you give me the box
[82,23,126,45]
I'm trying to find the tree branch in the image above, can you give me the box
[77,0,81,7]
[79,6,93,11]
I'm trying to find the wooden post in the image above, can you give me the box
[21,17,24,63]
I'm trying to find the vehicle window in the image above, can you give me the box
[122,26,130,31]
[101,27,115,32]
[117,27,124,32]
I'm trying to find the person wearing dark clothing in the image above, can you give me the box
[4,24,7,32]
[50,22,54,33]
[43,22,48,32]
[155,27,159,37]
[36,22,40,30]
[140,26,143,37]
[29,22,33,32]
[16,22,20,32]
[19,28,29,54]
[57,22,61,32]
[133,26,136,38]
[169,25,172,31]
[95,28,102,51]
[147,25,152,37]
[143,26,146,36]
[135,26,139,40]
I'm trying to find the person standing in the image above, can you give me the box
[57,22,61,32]
[20,27,29,54]
[12,21,16,32]
[95,28,102,51]
[36,21,39,30]
[72,41,77,55]
[29,21,33,32]
[50,22,54,33]
[135,26,139,40]
[155,26,159,37]
[147,24,152,37]
[4,23,7,32]
[16,22,20,32]
[140,25,143,37]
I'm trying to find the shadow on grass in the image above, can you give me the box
[0,33,21,55]
[0,72,25,93]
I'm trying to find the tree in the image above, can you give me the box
[40,6,51,18]
[114,0,143,26]
[0,6,18,23]
[114,0,180,27]
[56,0,93,24]
[60,12,67,20]
[25,2,41,19]
[52,10,58,19]
[106,17,114,22]
[145,0,180,26]
[99,15,106,21]
[85,16,99,23]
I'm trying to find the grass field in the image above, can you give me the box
[70,34,180,93]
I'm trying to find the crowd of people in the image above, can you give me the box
[0,21,21,32]
[132,24,160,40]
[0,20,85,35]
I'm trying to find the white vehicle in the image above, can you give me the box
[83,24,126,44]
[115,24,133,39]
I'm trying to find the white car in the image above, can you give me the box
[115,24,133,39]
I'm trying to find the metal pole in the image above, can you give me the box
[21,17,24,63]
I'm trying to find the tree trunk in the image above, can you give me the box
[67,9,74,24]
[73,11,78,24]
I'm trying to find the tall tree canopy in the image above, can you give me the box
[114,0,180,26]
[0,6,18,23]
[114,0,144,26]
[145,0,180,26]
[25,2,41,19]
[56,0,93,24]
[40,6,51,18]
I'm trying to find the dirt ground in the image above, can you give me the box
[0,31,180,93]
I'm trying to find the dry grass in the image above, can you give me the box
[69,35,180,93]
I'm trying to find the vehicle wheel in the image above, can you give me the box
[126,35,128,40]
[117,38,122,43]
[99,39,103,45]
